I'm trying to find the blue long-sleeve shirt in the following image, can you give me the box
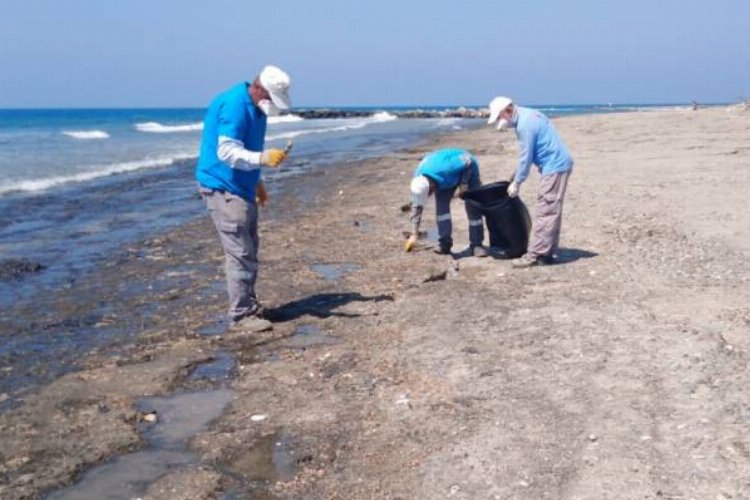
[512,106,573,184]
[415,148,477,189]
[196,82,266,200]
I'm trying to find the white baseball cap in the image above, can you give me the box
[410,175,430,207]
[259,65,291,110]
[487,96,513,126]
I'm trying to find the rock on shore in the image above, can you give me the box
[294,107,488,119]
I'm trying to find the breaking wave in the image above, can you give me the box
[135,122,204,133]
[268,114,304,124]
[62,130,110,140]
[267,112,398,141]
[0,154,195,196]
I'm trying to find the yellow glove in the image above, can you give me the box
[404,234,418,252]
[255,181,268,207]
[260,149,287,168]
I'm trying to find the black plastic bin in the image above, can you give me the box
[463,181,531,258]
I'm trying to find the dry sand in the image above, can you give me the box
[1,106,749,499]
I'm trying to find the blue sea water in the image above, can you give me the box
[0,109,468,300]
[0,103,688,307]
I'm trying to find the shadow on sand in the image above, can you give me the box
[551,247,598,264]
[452,246,598,264]
[265,292,394,322]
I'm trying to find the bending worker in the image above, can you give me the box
[487,97,574,268]
[405,148,487,257]
[196,65,292,333]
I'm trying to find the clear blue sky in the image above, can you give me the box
[1,0,748,108]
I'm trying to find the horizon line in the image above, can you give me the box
[0,101,729,112]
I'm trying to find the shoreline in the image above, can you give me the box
[0,125,470,408]
[2,106,750,498]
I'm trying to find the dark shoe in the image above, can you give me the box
[228,314,273,333]
[511,254,539,268]
[437,236,453,255]
[248,303,266,319]
[469,245,489,258]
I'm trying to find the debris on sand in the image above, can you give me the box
[0,258,45,280]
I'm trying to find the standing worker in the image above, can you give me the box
[196,66,292,332]
[487,97,574,268]
[405,148,487,257]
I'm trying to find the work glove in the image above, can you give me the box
[507,180,519,198]
[260,149,287,168]
[404,234,418,252]
[255,181,268,207]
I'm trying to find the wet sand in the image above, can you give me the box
[2,106,750,499]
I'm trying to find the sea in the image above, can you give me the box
[0,103,685,406]
[0,103,688,305]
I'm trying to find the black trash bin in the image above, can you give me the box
[463,181,531,258]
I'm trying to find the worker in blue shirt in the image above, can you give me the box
[405,148,487,257]
[196,66,291,333]
[487,97,574,268]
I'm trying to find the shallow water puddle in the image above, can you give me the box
[198,321,228,337]
[48,389,234,500]
[47,451,194,500]
[197,314,230,336]
[282,323,340,350]
[310,262,360,281]
[189,352,236,382]
[220,431,299,490]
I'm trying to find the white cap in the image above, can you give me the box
[259,65,291,110]
[410,175,430,207]
[487,96,513,126]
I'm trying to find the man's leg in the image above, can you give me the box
[465,165,484,248]
[205,190,260,320]
[548,171,570,257]
[527,171,570,260]
[435,188,454,253]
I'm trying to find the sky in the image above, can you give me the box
[0,0,749,108]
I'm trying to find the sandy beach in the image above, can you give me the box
[2,106,750,499]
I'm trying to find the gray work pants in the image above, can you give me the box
[434,166,484,252]
[201,188,260,321]
[528,171,570,258]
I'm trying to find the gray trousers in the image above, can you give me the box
[201,188,260,321]
[528,171,570,258]
[434,167,484,252]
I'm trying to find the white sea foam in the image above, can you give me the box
[135,122,204,133]
[267,112,398,141]
[268,114,304,124]
[134,114,303,133]
[434,118,460,127]
[370,111,398,122]
[0,154,195,196]
[62,130,110,140]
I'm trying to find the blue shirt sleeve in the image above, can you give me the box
[515,123,535,184]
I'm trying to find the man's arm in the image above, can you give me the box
[410,205,424,236]
[457,153,473,197]
[217,137,262,170]
[216,103,286,169]
[216,102,261,170]
[405,205,424,252]
[514,126,535,184]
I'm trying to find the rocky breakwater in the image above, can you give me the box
[294,107,488,119]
